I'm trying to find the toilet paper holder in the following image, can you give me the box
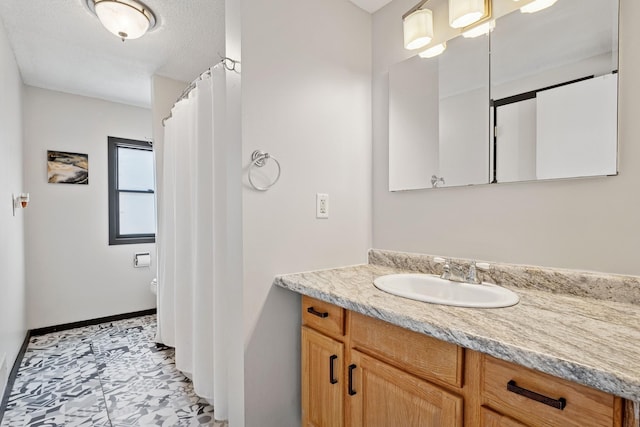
[134,252,151,268]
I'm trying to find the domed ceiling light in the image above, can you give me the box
[85,0,157,41]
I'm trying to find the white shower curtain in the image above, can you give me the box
[155,66,228,420]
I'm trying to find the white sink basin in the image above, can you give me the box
[373,274,519,308]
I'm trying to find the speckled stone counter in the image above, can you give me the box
[273,249,640,402]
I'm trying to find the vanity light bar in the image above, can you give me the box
[404,0,556,52]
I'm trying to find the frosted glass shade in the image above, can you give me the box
[462,20,495,38]
[449,0,486,28]
[520,0,558,13]
[94,0,151,40]
[403,9,434,50]
[418,42,447,58]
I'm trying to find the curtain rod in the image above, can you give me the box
[161,56,240,127]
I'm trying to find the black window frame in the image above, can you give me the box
[108,136,156,245]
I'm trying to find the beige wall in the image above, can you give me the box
[241,0,372,424]
[0,15,26,395]
[23,87,155,329]
[372,0,640,276]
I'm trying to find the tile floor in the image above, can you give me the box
[1,315,226,427]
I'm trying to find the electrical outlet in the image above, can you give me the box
[316,193,329,219]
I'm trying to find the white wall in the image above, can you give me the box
[241,0,372,424]
[372,0,640,276]
[0,15,26,395]
[222,0,245,423]
[23,87,156,329]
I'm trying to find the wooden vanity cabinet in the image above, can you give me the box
[301,296,633,427]
[301,297,347,427]
[301,295,464,427]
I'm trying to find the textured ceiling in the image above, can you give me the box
[0,0,225,108]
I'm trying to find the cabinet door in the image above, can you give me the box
[302,326,344,427]
[347,349,463,427]
[481,406,529,427]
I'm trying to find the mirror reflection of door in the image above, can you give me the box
[491,0,618,184]
[493,74,618,183]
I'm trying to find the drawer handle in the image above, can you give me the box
[507,380,567,410]
[329,355,338,384]
[307,307,329,318]
[348,364,357,396]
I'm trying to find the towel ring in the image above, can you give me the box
[249,150,281,191]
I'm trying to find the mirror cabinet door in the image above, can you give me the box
[389,33,490,191]
[389,55,440,191]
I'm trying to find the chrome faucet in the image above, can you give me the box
[466,262,481,284]
[434,258,490,284]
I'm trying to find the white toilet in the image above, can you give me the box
[150,278,158,295]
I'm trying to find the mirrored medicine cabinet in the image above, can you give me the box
[388,0,619,191]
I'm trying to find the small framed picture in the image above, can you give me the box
[47,151,89,185]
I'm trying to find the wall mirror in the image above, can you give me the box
[388,0,619,191]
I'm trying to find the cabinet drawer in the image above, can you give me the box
[482,355,620,427]
[302,296,345,337]
[350,311,463,388]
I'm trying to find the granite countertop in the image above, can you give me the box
[273,250,640,402]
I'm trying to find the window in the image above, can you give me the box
[108,136,156,245]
